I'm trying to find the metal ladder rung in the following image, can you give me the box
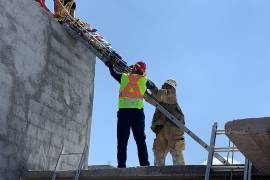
[214,147,239,152]
[212,168,245,172]
[211,165,245,169]
[216,130,226,135]
[51,144,87,180]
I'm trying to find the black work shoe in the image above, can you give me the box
[117,165,126,168]
[140,163,150,167]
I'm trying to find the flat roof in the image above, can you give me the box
[21,165,269,180]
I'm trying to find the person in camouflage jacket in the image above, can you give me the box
[145,79,185,166]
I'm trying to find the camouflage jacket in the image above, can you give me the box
[145,88,185,135]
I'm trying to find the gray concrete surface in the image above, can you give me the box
[0,0,96,179]
[21,165,269,180]
[225,117,270,175]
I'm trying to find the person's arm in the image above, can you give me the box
[146,80,157,90]
[108,65,121,83]
[147,88,177,104]
[147,88,167,103]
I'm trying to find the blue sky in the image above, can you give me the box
[47,0,270,166]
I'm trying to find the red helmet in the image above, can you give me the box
[134,61,146,74]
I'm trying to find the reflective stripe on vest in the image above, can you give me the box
[118,73,147,109]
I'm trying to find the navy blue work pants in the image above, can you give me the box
[117,108,150,168]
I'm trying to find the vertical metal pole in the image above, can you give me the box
[204,122,218,180]
[231,143,235,164]
[227,140,231,180]
[244,158,249,180]
[229,143,235,180]
[226,140,231,163]
[248,161,252,180]
[244,158,253,180]
[52,144,64,180]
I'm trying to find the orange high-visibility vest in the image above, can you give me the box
[118,73,147,109]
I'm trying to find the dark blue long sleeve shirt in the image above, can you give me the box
[109,66,157,90]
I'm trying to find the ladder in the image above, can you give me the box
[60,15,229,165]
[51,144,87,180]
[204,122,252,180]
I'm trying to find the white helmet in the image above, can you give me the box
[165,79,177,89]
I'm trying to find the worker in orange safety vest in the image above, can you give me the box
[106,61,157,168]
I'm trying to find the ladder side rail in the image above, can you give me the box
[52,144,64,180]
[204,122,218,180]
[74,144,87,180]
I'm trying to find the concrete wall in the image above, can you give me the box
[0,0,96,179]
[225,118,270,175]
